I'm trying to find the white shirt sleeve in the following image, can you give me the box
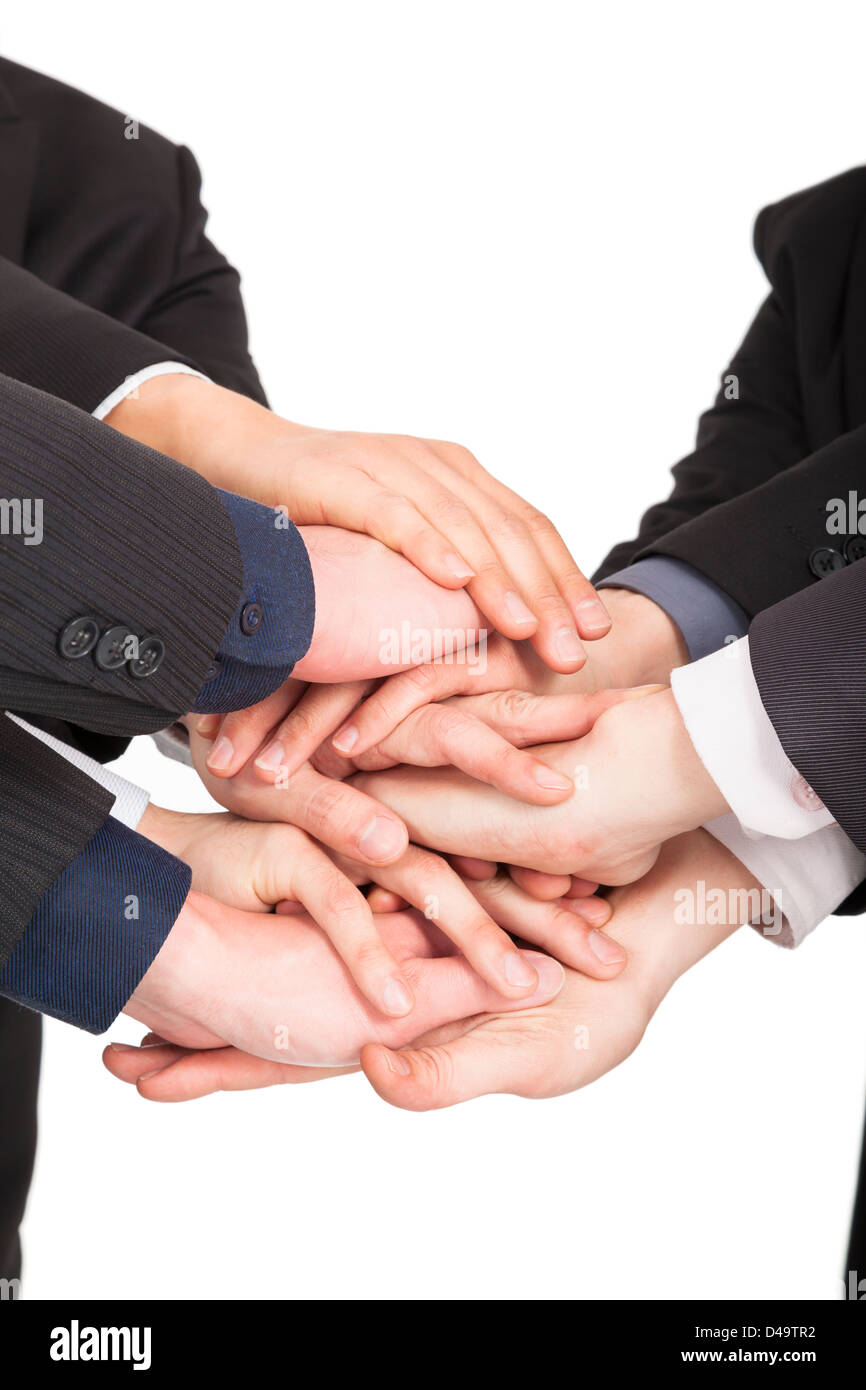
[91,362,211,421]
[671,635,835,838]
[6,713,150,831]
[669,634,866,946]
[702,812,866,948]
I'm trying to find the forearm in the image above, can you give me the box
[608,829,760,1015]
[105,373,295,501]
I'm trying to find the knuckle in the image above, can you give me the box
[489,511,530,544]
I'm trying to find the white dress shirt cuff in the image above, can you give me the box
[91,362,210,421]
[703,813,866,948]
[671,636,835,838]
[6,714,150,831]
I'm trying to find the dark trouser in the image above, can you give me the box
[0,999,41,1286]
[847,1109,866,1294]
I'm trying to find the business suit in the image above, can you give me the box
[0,58,275,1285]
[596,165,866,1281]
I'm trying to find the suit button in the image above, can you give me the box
[58,615,100,660]
[844,536,866,563]
[95,624,134,670]
[808,546,845,578]
[128,635,165,679]
[240,601,263,635]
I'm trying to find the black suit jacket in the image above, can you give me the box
[0,59,268,964]
[596,166,866,878]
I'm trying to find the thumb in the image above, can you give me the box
[380,950,564,1051]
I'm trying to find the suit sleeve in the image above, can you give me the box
[595,290,810,580]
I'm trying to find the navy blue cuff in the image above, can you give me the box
[0,818,191,1034]
[192,490,316,714]
[598,556,749,661]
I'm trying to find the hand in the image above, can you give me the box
[174,743,621,1004]
[327,585,688,757]
[360,830,761,1109]
[106,373,611,669]
[110,832,762,1105]
[114,896,566,1079]
[352,687,728,883]
[105,868,621,1101]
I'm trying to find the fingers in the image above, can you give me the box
[367,844,553,1000]
[202,682,305,777]
[103,1040,355,1101]
[283,836,419,1018]
[386,948,564,1048]
[294,457,477,592]
[508,865,574,900]
[444,684,666,748]
[274,765,410,867]
[459,870,626,979]
[253,681,373,783]
[352,702,574,804]
[429,441,613,640]
[357,445,544,643]
[361,1030,533,1111]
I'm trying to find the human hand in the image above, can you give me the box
[103,867,619,1100]
[352,687,728,884]
[176,738,621,1003]
[114,897,566,1080]
[106,374,610,669]
[326,585,688,757]
[359,830,761,1109]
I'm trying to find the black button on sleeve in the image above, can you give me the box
[128,635,166,680]
[808,546,846,579]
[94,625,135,671]
[240,601,263,635]
[58,616,100,660]
[844,536,866,563]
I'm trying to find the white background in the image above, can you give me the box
[4,0,866,1300]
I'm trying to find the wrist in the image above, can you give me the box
[597,588,689,687]
[137,803,197,860]
[613,688,729,838]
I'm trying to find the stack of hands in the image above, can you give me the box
[100,375,762,1111]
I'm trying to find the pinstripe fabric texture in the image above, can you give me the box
[0,373,244,732]
[0,817,191,1033]
[750,559,866,861]
[0,716,114,966]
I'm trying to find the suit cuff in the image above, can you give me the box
[703,814,866,948]
[671,636,835,838]
[192,491,316,713]
[91,362,211,421]
[598,557,749,660]
[0,817,190,1033]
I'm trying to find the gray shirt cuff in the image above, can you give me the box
[597,556,749,661]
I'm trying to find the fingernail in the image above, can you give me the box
[385,1050,411,1076]
[255,740,286,772]
[555,627,585,664]
[195,714,221,737]
[576,598,612,632]
[358,816,406,862]
[445,551,476,581]
[333,724,359,754]
[533,764,573,792]
[137,1070,162,1082]
[504,952,538,988]
[589,929,626,964]
[108,1042,137,1052]
[207,735,234,771]
[382,978,413,1017]
[504,591,536,626]
[569,897,610,926]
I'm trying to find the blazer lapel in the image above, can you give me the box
[0,72,38,263]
